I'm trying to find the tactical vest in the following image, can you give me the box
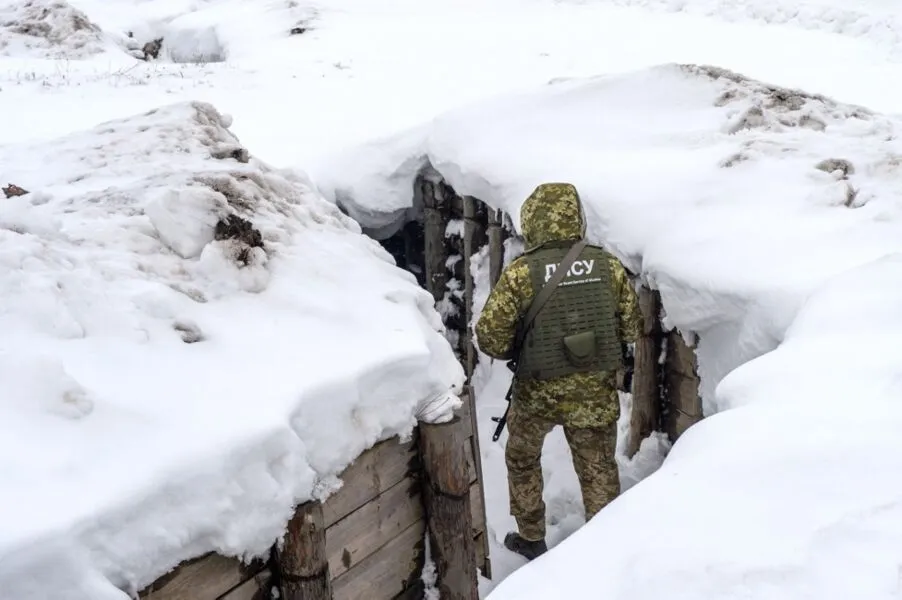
[516,241,622,380]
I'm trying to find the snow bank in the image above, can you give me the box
[70,0,318,63]
[488,254,902,600]
[317,63,902,597]
[318,63,902,408]
[0,0,105,58]
[599,0,902,55]
[0,101,463,599]
[0,0,318,63]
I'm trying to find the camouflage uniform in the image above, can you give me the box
[475,183,642,543]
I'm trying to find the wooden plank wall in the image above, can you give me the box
[419,174,493,579]
[139,438,423,600]
[139,406,488,600]
[626,286,663,458]
[663,330,703,441]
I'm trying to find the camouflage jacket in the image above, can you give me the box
[475,183,642,429]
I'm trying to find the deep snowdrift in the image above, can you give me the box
[489,254,902,600]
[318,63,902,408]
[0,101,463,599]
[317,64,902,598]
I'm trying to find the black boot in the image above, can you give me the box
[504,532,547,560]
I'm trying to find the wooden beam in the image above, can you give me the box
[473,530,487,579]
[322,437,417,528]
[627,286,663,458]
[331,520,426,600]
[139,553,261,600]
[418,415,478,599]
[462,195,482,379]
[277,501,331,600]
[325,476,422,580]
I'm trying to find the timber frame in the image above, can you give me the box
[393,169,704,455]
[138,386,488,600]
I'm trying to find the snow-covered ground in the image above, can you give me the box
[322,61,902,598]
[6,0,902,598]
[0,100,464,598]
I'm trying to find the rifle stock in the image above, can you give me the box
[491,360,517,441]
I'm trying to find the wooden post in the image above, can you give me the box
[487,208,504,288]
[277,501,332,600]
[663,330,702,440]
[462,196,486,379]
[418,416,478,600]
[627,286,663,458]
[422,178,449,303]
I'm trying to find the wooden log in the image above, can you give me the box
[627,286,663,458]
[277,501,331,600]
[325,475,422,580]
[418,415,478,599]
[487,207,505,287]
[664,330,702,440]
[331,519,426,600]
[322,437,417,528]
[462,196,486,379]
[453,388,490,576]
[139,553,262,600]
[422,178,449,303]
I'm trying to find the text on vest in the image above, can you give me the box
[543,259,597,284]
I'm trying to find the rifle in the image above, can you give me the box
[490,240,588,442]
[490,356,519,442]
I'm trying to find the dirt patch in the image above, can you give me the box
[141,37,162,60]
[1,0,104,58]
[687,63,874,133]
[3,183,28,198]
[214,214,263,265]
[173,320,204,343]
[210,144,250,163]
[195,172,273,213]
[815,158,855,178]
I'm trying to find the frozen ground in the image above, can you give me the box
[321,62,902,598]
[4,0,902,597]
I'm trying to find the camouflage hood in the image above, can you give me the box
[519,183,586,251]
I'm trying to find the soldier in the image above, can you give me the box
[475,182,641,560]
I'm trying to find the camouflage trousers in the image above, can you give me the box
[505,400,620,542]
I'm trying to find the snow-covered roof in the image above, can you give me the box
[318,64,902,599]
[0,101,463,599]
